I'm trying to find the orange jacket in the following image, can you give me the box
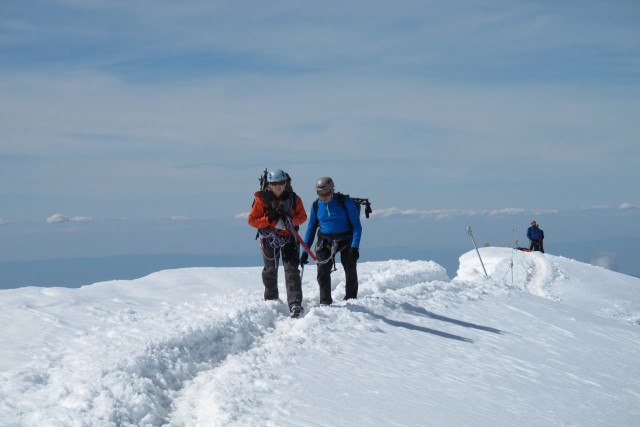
[248,191,307,236]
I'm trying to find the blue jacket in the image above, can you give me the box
[527,225,543,241]
[303,195,362,250]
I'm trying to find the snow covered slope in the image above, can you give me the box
[1,249,639,426]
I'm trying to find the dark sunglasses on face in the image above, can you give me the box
[317,190,332,198]
[270,181,286,186]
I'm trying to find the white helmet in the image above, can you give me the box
[267,169,287,183]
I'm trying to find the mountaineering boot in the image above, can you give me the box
[290,306,304,318]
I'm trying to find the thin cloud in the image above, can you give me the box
[489,208,559,216]
[580,205,610,211]
[234,207,560,220]
[46,214,92,224]
[487,208,529,216]
[580,203,637,212]
[46,214,69,224]
[371,207,558,220]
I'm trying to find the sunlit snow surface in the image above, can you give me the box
[1,248,639,426]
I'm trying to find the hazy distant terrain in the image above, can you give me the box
[2,237,637,289]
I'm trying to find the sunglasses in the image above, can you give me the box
[317,190,332,198]
[270,181,286,186]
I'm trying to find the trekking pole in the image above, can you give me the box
[466,226,488,277]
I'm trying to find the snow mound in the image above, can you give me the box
[458,247,640,326]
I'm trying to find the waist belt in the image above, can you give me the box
[319,231,352,241]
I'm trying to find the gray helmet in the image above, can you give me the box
[267,169,287,183]
[316,177,334,192]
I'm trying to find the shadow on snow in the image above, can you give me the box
[346,304,474,343]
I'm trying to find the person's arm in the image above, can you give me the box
[248,194,272,229]
[302,201,319,251]
[346,198,362,248]
[290,195,308,227]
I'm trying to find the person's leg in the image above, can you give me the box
[532,240,541,252]
[340,244,359,300]
[316,239,334,305]
[282,240,302,309]
[261,241,279,300]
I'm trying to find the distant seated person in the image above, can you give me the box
[527,220,545,253]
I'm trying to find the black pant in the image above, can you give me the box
[261,238,302,309]
[316,238,358,305]
[530,239,544,253]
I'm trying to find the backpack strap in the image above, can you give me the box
[338,193,353,231]
[254,190,298,239]
[261,189,297,212]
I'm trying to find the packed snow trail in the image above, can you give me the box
[1,268,286,425]
[1,251,640,426]
[170,251,640,426]
[0,261,447,425]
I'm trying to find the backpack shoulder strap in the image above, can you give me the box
[264,190,297,213]
[314,193,352,225]
[338,193,353,231]
[313,198,319,222]
[335,192,353,231]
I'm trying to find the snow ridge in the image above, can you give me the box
[2,253,640,426]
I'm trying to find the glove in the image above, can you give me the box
[300,252,309,265]
[350,247,360,261]
[268,205,287,223]
[267,210,284,222]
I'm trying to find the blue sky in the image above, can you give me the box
[1,1,639,279]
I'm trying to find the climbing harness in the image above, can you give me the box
[258,228,292,269]
[314,238,341,272]
[259,214,319,269]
